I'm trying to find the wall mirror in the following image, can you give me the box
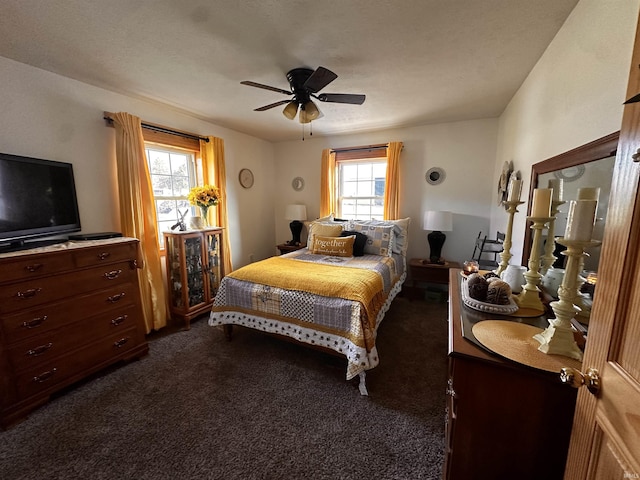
[522,131,619,273]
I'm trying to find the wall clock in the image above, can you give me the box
[239,168,254,189]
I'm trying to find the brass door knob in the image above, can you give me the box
[560,367,601,395]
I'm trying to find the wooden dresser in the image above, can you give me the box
[0,238,148,428]
[445,269,577,480]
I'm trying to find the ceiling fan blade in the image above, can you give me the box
[317,93,366,105]
[254,100,291,111]
[303,66,338,93]
[240,80,292,96]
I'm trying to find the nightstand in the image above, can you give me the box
[409,258,461,300]
[276,243,305,255]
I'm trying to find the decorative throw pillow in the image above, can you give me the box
[349,223,395,256]
[312,235,355,257]
[351,218,410,255]
[307,223,344,250]
[340,230,368,257]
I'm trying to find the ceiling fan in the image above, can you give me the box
[241,66,366,124]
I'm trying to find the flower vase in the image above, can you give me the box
[200,206,209,227]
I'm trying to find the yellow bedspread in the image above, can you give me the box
[227,256,385,330]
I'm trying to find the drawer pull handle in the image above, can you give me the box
[107,293,125,303]
[25,263,44,273]
[33,368,57,383]
[17,287,42,299]
[104,269,122,280]
[27,343,53,356]
[446,378,457,398]
[114,337,130,348]
[111,315,128,326]
[98,252,111,260]
[23,315,47,328]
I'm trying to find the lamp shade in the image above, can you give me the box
[283,101,298,120]
[423,211,453,231]
[285,204,307,221]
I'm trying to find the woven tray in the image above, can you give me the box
[461,277,519,314]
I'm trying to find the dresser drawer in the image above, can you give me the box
[7,305,141,374]
[0,261,138,314]
[0,252,70,284]
[73,241,138,269]
[14,327,142,400]
[1,282,138,343]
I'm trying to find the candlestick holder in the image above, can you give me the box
[496,200,525,276]
[515,216,551,314]
[540,200,566,275]
[533,237,601,361]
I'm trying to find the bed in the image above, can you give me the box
[208,218,409,394]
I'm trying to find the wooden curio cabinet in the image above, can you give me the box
[164,228,224,329]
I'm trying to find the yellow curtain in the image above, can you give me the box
[200,137,233,275]
[383,141,403,220]
[112,112,168,332]
[320,148,336,217]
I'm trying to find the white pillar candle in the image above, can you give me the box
[577,187,600,202]
[548,178,564,201]
[507,179,522,201]
[531,188,552,217]
[565,200,597,241]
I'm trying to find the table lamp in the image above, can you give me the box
[423,210,453,264]
[285,204,307,245]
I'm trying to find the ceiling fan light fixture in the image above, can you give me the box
[283,101,298,120]
[303,101,320,121]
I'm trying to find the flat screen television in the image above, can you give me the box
[0,152,81,252]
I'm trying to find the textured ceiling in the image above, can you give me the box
[0,0,579,142]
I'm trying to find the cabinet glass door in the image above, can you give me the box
[205,231,221,300]
[184,235,206,307]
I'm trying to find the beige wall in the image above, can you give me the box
[491,0,640,264]
[0,56,276,268]
[273,119,499,264]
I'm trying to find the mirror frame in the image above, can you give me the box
[521,131,619,265]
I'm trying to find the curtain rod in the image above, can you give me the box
[331,143,388,154]
[103,115,209,143]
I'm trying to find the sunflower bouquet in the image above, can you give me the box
[188,185,220,225]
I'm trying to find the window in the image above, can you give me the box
[337,158,387,220]
[145,145,197,247]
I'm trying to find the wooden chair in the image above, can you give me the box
[472,231,505,270]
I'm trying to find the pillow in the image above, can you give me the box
[307,222,344,250]
[312,235,355,257]
[349,223,395,256]
[340,230,368,257]
[351,218,410,255]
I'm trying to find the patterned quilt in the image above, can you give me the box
[209,248,405,380]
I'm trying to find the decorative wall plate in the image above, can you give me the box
[239,168,254,189]
[554,165,586,182]
[425,167,446,185]
[497,161,513,205]
[292,176,305,191]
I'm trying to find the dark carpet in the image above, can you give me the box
[0,296,449,480]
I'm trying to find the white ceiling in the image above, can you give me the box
[0,0,579,142]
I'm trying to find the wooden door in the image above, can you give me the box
[563,14,640,480]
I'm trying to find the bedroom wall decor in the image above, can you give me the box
[239,168,254,189]
[425,167,445,185]
[292,176,305,191]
